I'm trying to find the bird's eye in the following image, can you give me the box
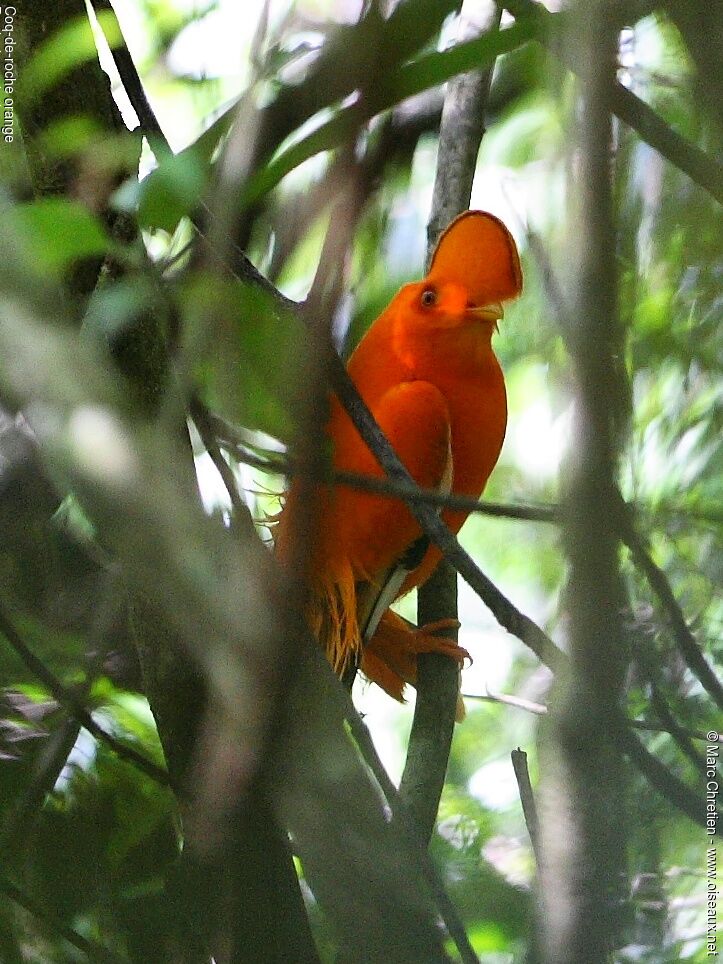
[420,288,437,307]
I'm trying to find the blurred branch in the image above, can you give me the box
[502,0,723,204]
[538,3,629,958]
[0,718,82,853]
[614,722,712,826]
[0,571,130,868]
[663,1,722,141]
[0,601,171,787]
[611,82,723,202]
[511,748,541,862]
[188,394,258,542]
[646,676,706,769]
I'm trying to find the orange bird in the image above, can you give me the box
[276,211,522,704]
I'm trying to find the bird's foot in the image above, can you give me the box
[411,619,470,666]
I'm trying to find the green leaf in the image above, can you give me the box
[137,150,209,232]
[187,275,307,442]
[20,11,122,106]
[6,198,109,278]
[242,20,538,208]
[33,116,105,158]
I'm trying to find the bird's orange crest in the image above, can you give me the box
[426,210,522,306]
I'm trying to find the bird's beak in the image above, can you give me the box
[467,302,504,324]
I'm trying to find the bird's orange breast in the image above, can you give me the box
[327,297,507,594]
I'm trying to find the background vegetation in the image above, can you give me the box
[0,0,719,961]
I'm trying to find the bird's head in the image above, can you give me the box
[392,211,522,367]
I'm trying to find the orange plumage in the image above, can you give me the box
[276,211,522,703]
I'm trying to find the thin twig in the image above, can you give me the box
[511,748,540,863]
[188,394,258,541]
[463,690,713,742]
[647,677,706,769]
[0,603,171,787]
[463,689,549,715]
[92,0,171,154]
[1,570,129,860]
[0,717,82,859]
[214,419,558,522]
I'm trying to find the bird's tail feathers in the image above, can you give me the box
[307,557,360,675]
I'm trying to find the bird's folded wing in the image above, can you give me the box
[343,380,453,648]
[308,378,451,675]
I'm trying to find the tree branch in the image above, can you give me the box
[464,689,713,743]
[538,5,630,959]
[399,0,503,848]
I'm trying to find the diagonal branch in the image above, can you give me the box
[329,354,568,675]
[620,506,723,711]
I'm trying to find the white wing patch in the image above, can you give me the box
[359,433,453,646]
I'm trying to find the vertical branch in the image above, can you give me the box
[538,3,630,962]
[172,86,323,963]
[398,0,502,845]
